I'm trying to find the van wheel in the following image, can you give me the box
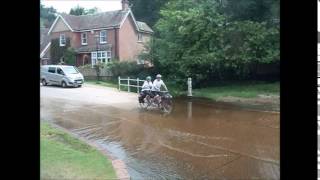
[61,81,67,88]
[42,79,47,86]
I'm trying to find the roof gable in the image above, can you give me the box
[48,15,73,34]
[51,17,72,33]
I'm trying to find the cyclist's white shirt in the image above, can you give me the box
[141,81,153,91]
[152,79,167,91]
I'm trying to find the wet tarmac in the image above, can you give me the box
[41,92,279,179]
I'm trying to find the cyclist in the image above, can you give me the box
[138,76,153,103]
[151,74,168,103]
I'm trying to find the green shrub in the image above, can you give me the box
[107,61,154,80]
[64,47,76,65]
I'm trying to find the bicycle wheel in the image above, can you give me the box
[139,96,151,109]
[161,99,173,113]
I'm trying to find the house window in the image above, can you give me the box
[81,32,87,45]
[91,51,112,67]
[107,51,111,62]
[138,33,143,42]
[60,34,66,46]
[100,30,107,44]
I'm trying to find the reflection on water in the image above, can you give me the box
[41,97,279,179]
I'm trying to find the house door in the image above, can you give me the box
[82,55,89,66]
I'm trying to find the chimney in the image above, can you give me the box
[121,0,129,10]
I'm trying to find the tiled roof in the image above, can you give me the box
[40,28,51,59]
[137,21,153,33]
[40,28,50,51]
[58,10,153,33]
[59,10,128,31]
[42,48,50,59]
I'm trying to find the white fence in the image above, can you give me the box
[118,76,193,96]
[118,77,145,93]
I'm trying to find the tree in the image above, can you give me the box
[147,0,279,85]
[130,0,169,28]
[86,7,99,15]
[69,6,99,16]
[40,3,57,28]
[69,5,86,16]
[219,0,278,23]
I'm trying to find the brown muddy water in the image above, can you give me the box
[41,97,279,179]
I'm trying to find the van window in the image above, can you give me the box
[62,66,79,74]
[57,68,64,75]
[48,67,56,73]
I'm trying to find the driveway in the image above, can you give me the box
[41,84,138,110]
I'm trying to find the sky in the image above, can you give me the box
[41,0,122,13]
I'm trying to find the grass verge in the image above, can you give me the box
[85,79,279,101]
[192,81,279,100]
[86,80,118,89]
[40,121,117,179]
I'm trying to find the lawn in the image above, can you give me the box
[86,80,118,89]
[192,81,279,100]
[40,122,117,179]
[86,80,139,92]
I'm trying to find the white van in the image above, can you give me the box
[41,65,84,88]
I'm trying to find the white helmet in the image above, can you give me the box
[156,74,162,78]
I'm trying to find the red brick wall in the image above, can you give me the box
[51,29,117,59]
[51,31,79,48]
[119,16,147,61]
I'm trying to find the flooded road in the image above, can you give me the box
[41,85,279,179]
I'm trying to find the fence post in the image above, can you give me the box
[127,77,130,92]
[137,78,139,93]
[187,77,192,97]
[118,76,120,91]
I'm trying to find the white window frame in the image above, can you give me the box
[59,34,66,46]
[91,51,112,67]
[81,32,87,45]
[138,33,143,42]
[100,30,107,44]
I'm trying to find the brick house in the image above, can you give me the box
[44,0,153,67]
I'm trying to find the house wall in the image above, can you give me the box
[51,31,79,48]
[50,19,117,59]
[81,29,117,58]
[118,15,151,62]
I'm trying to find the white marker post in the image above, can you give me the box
[137,78,139,93]
[118,76,120,91]
[187,77,192,97]
[127,77,130,92]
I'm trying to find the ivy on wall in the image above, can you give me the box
[50,37,71,64]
